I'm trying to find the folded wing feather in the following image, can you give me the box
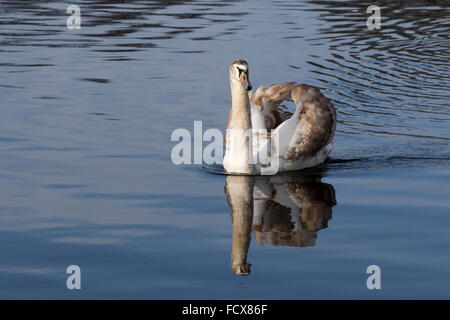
[249,82,336,163]
[285,84,336,162]
[249,82,296,130]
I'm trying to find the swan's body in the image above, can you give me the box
[223,60,336,175]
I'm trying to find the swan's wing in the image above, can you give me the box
[278,105,294,123]
[284,84,336,162]
[249,82,296,130]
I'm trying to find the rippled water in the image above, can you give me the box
[0,0,449,299]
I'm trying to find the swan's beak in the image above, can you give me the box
[240,72,252,91]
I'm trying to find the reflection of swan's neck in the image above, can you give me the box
[226,176,254,275]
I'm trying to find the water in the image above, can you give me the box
[0,0,449,299]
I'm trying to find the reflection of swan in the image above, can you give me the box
[223,60,336,175]
[225,172,336,275]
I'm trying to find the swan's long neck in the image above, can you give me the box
[230,81,252,130]
[223,80,257,174]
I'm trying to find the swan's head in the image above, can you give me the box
[230,59,252,91]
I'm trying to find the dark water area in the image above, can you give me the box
[0,0,449,299]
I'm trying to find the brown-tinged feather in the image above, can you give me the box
[286,84,336,161]
[249,82,297,130]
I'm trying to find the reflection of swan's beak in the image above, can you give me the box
[231,263,251,276]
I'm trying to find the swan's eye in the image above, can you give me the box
[236,67,246,76]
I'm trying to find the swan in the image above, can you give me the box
[223,60,336,175]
